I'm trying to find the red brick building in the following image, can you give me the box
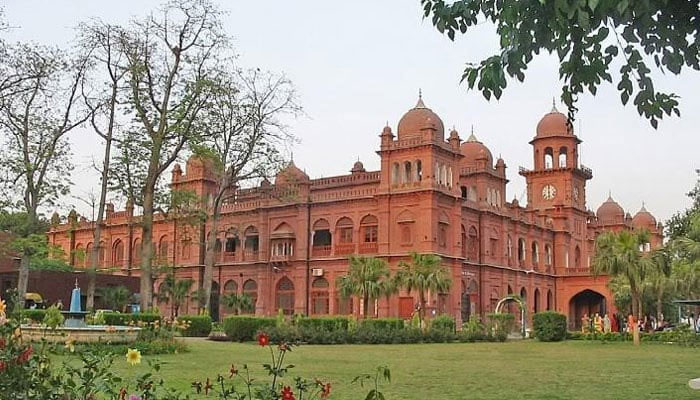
[47,96,663,326]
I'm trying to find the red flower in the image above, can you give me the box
[257,332,269,347]
[281,386,295,400]
[320,383,331,399]
[0,361,6,372]
[17,345,33,364]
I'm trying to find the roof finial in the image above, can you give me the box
[551,97,558,112]
[607,190,612,200]
[415,89,426,108]
[419,88,422,99]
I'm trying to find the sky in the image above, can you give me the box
[3,0,699,223]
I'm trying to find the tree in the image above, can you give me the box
[77,20,129,311]
[394,252,452,328]
[666,170,700,240]
[197,68,300,314]
[592,230,656,345]
[98,285,131,312]
[222,292,254,315]
[420,0,699,128]
[156,270,194,317]
[336,256,394,319]
[109,0,229,311]
[0,43,89,304]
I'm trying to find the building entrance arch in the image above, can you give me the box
[569,289,606,330]
[494,295,527,337]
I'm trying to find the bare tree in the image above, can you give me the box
[198,68,300,314]
[109,0,229,311]
[0,43,89,303]
[77,20,129,310]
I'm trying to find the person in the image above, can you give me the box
[594,313,603,333]
[603,314,611,333]
[581,313,590,333]
[650,315,657,331]
[627,314,635,334]
[610,313,619,333]
[56,299,64,310]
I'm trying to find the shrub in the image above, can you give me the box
[177,315,212,337]
[532,311,567,342]
[358,318,404,331]
[430,314,455,333]
[43,306,65,329]
[487,313,515,341]
[296,316,350,332]
[223,316,277,342]
[22,309,47,323]
[101,312,161,326]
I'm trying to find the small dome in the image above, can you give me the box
[351,160,365,173]
[632,204,657,228]
[536,104,572,138]
[596,195,625,224]
[275,161,310,185]
[460,132,493,167]
[396,95,445,140]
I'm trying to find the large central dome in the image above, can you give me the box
[396,95,445,140]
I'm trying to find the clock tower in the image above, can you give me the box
[520,104,592,213]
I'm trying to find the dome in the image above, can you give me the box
[396,95,444,140]
[536,104,572,138]
[460,132,493,167]
[632,204,657,228]
[351,160,365,173]
[275,161,310,185]
[596,195,625,224]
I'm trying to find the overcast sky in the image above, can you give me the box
[3,0,699,223]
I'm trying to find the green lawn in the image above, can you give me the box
[107,339,699,399]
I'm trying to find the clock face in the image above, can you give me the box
[542,184,557,200]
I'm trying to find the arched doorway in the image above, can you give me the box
[461,280,478,322]
[210,281,220,322]
[276,277,295,315]
[569,289,606,330]
[495,295,527,337]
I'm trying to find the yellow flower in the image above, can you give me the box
[0,298,6,315]
[64,336,75,353]
[126,348,141,366]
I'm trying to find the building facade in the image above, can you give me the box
[47,96,664,326]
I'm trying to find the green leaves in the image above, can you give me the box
[421,0,695,128]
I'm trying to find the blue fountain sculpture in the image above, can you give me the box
[63,279,88,328]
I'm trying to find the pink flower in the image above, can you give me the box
[129,395,142,400]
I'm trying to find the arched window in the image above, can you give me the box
[461,225,467,257]
[520,287,527,308]
[489,229,499,258]
[132,239,141,265]
[85,243,93,268]
[435,162,440,184]
[311,277,329,315]
[181,240,192,260]
[507,235,513,260]
[468,226,478,260]
[544,147,553,169]
[545,244,552,266]
[558,146,568,168]
[223,280,238,294]
[517,238,526,264]
[392,162,401,184]
[574,246,581,269]
[438,224,448,248]
[242,279,257,313]
[441,164,448,186]
[112,240,124,267]
[415,160,422,181]
[448,166,453,187]
[496,190,501,207]
[531,241,539,265]
[534,288,541,313]
[336,217,354,246]
[74,243,85,267]
[360,215,378,243]
[460,186,468,199]
[401,225,412,244]
[546,289,553,310]
[468,186,477,202]
[244,226,259,260]
[276,277,295,315]
[404,161,412,183]
[159,236,169,261]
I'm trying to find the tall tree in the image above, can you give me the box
[666,170,700,240]
[421,0,700,127]
[394,252,452,328]
[336,256,394,319]
[77,21,129,311]
[109,0,228,311]
[197,68,300,314]
[0,43,89,304]
[592,230,656,345]
[221,292,254,315]
[156,271,193,317]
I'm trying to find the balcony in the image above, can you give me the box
[334,243,355,256]
[243,250,258,261]
[270,253,292,262]
[312,245,332,257]
[222,252,237,263]
[358,242,378,254]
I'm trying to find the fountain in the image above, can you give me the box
[21,281,141,343]
[63,280,89,328]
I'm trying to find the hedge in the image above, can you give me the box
[430,314,456,333]
[532,311,567,342]
[22,309,47,323]
[358,318,405,331]
[177,315,213,337]
[102,312,161,326]
[296,316,350,332]
[223,316,277,342]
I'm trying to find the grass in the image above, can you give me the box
[102,339,698,399]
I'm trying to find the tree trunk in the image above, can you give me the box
[17,254,30,308]
[419,291,426,330]
[363,295,369,319]
[202,200,222,313]
[140,185,156,311]
[631,290,641,346]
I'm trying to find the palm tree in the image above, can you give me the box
[646,247,672,321]
[592,230,657,345]
[222,293,254,315]
[98,285,131,313]
[394,252,452,328]
[336,255,394,319]
[157,272,194,317]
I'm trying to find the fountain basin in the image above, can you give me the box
[21,324,141,344]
